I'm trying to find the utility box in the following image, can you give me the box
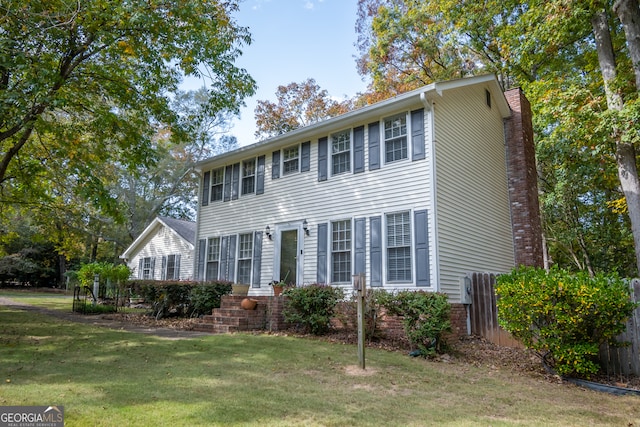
[460,275,472,305]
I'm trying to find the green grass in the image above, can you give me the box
[0,293,639,426]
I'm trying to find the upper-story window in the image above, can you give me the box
[283,146,299,175]
[211,167,224,202]
[331,129,351,175]
[384,113,408,163]
[386,211,412,282]
[237,233,253,284]
[242,159,256,195]
[331,219,352,283]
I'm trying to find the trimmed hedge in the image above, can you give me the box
[283,284,344,335]
[127,280,232,319]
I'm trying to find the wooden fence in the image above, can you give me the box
[468,273,640,376]
[467,272,521,348]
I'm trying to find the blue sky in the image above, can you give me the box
[187,0,369,147]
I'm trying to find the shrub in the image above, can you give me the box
[340,289,389,341]
[190,281,233,316]
[283,284,344,335]
[496,266,636,377]
[127,280,232,319]
[380,290,451,356]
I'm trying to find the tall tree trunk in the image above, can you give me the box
[614,0,640,89]
[592,10,640,275]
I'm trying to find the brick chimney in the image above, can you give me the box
[504,88,544,268]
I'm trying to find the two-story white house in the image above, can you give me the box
[193,74,542,303]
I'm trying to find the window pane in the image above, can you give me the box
[331,220,351,283]
[242,159,256,195]
[384,114,408,163]
[283,146,299,175]
[167,254,176,279]
[237,233,253,284]
[331,130,350,175]
[211,168,224,201]
[386,212,411,282]
[206,238,220,280]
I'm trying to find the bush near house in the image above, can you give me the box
[128,280,232,319]
[496,266,637,377]
[378,290,452,356]
[283,283,345,335]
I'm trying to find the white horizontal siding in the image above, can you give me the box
[126,224,194,280]
[433,84,515,301]
[198,103,436,295]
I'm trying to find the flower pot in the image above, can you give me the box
[241,298,258,310]
[232,284,250,296]
[272,285,284,296]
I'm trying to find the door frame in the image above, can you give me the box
[273,221,304,286]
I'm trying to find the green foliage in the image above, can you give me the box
[128,280,232,319]
[77,262,130,287]
[496,267,637,377]
[380,290,452,356]
[190,282,233,317]
[283,284,345,335]
[341,289,390,340]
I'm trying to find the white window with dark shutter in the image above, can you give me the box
[331,220,351,283]
[237,233,253,284]
[331,129,351,175]
[241,159,256,195]
[142,257,154,279]
[386,211,412,282]
[211,167,224,202]
[283,145,299,175]
[207,237,220,280]
[384,113,408,163]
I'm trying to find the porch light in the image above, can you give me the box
[265,225,272,240]
[303,219,309,236]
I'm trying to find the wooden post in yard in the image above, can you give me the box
[354,273,366,369]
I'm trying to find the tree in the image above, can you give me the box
[355,0,640,275]
[0,0,255,199]
[254,79,353,140]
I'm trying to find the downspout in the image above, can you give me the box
[420,91,440,292]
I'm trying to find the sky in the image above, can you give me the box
[185,0,369,147]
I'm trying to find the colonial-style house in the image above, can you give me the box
[193,74,542,303]
[120,216,196,281]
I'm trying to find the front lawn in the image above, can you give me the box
[0,296,638,426]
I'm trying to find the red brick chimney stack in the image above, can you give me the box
[503,88,544,268]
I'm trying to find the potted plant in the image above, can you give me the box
[270,271,290,296]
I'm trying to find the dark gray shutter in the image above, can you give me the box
[414,209,430,286]
[161,256,167,280]
[252,231,263,288]
[411,108,425,161]
[138,258,143,279]
[227,235,237,282]
[272,150,280,179]
[175,254,181,280]
[317,223,328,283]
[256,155,266,195]
[231,163,240,200]
[219,236,229,280]
[197,239,206,280]
[318,137,328,181]
[201,171,210,206]
[368,122,380,170]
[354,217,366,275]
[369,216,382,287]
[301,141,311,172]
[353,126,365,174]
[223,165,232,202]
